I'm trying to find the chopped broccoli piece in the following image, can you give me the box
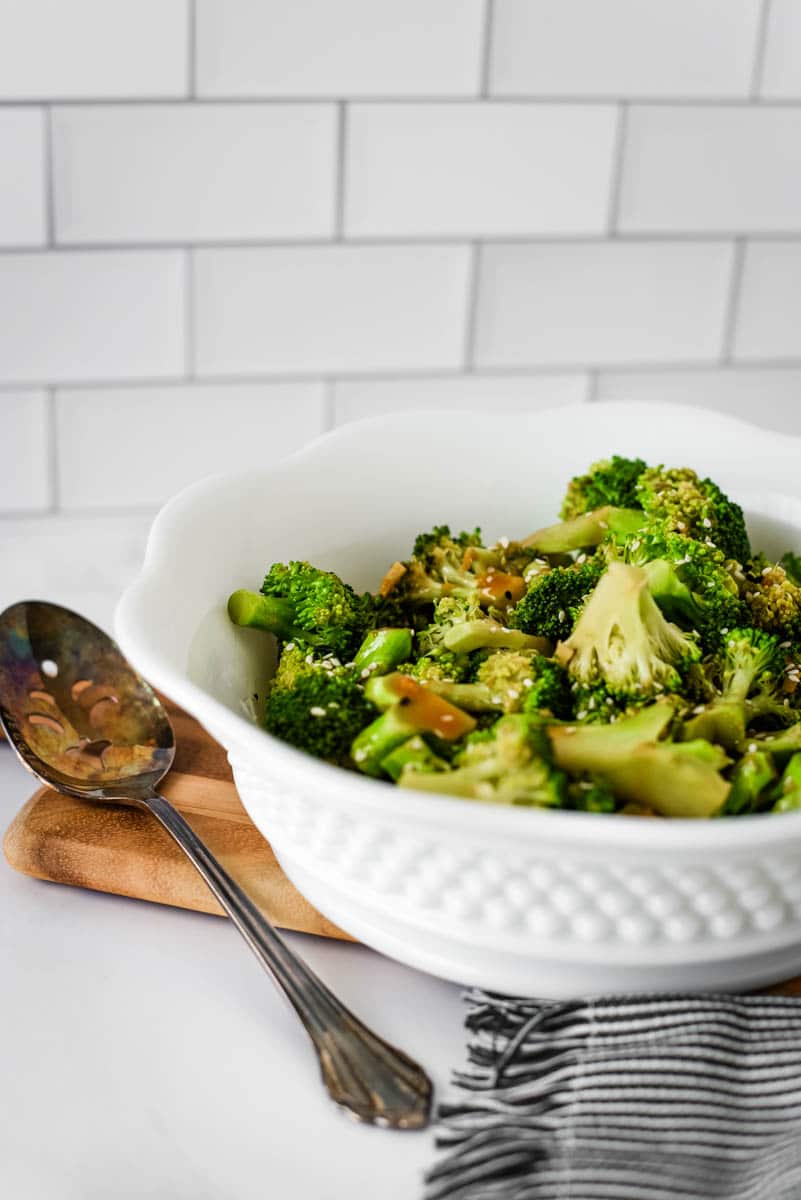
[749,722,801,767]
[682,627,789,750]
[635,466,750,564]
[781,551,801,587]
[381,735,449,782]
[510,555,605,644]
[522,506,645,555]
[397,714,567,807]
[263,645,374,766]
[724,750,778,815]
[744,562,801,646]
[352,675,476,777]
[566,778,618,813]
[773,753,801,812]
[352,628,413,678]
[547,702,729,818]
[555,562,701,702]
[257,560,367,658]
[415,650,572,718]
[442,619,550,655]
[561,456,648,521]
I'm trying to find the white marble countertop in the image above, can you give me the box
[0,745,466,1199]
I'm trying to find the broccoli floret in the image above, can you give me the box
[744,562,801,646]
[417,650,572,718]
[263,645,374,766]
[235,560,367,658]
[386,526,528,614]
[561,456,648,521]
[396,714,567,808]
[510,555,605,644]
[546,701,729,818]
[635,466,750,564]
[773,753,801,812]
[351,674,476,777]
[555,562,701,702]
[682,628,788,750]
[781,551,801,587]
[566,777,618,813]
[625,529,745,651]
[522,506,645,556]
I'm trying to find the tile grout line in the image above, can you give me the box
[44,104,56,246]
[334,102,347,238]
[46,387,61,512]
[5,359,801,397]
[5,94,801,109]
[462,243,482,371]
[9,232,801,254]
[605,103,629,235]
[720,238,747,363]
[480,0,495,97]
[750,0,772,99]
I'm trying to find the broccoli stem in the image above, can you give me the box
[227,589,296,638]
[522,506,645,554]
[547,700,676,774]
[724,751,777,815]
[353,628,413,677]
[443,620,550,655]
[774,753,801,812]
[381,736,448,782]
[353,676,476,776]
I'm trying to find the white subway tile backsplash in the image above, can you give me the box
[196,0,484,98]
[0,252,184,384]
[0,110,46,246]
[733,241,801,361]
[0,0,188,100]
[194,245,470,375]
[333,374,590,424]
[345,104,617,237]
[595,368,801,435]
[489,0,761,98]
[618,107,801,234]
[53,105,337,245]
[56,383,326,509]
[0,515,153,633]
[760,0,801,99]
[473,241,732,369]
[0,391,50,511]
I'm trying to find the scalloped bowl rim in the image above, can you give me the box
[115,401,801,856]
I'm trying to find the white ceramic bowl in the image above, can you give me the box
[116,403,801,997]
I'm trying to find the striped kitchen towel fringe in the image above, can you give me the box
[425,989,801,1200]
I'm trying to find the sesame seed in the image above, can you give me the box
[508,688,520,700]
[305,654,314,664]
[523,678,533,688]
[762,567,773,576]
[498,536,510,549]
[702,517,712,529]
[577,553,587,564]
[440,714,454,723]
[576,710,588,719]
[557,609,566,622]
[285,643,295,651]
[748,742,758,753]
[780,641,792,649]
[353,748,367,762]
[309,706,326,717]
[692,704,706,714]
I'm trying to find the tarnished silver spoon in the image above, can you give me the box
[0,600,432,1130]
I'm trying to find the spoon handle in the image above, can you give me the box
[142,792,432,1129]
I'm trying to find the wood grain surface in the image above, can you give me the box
[2,699,351,942]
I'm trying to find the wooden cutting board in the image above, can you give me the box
[2,698,351,942]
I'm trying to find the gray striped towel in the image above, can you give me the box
[425,989,801,1200]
